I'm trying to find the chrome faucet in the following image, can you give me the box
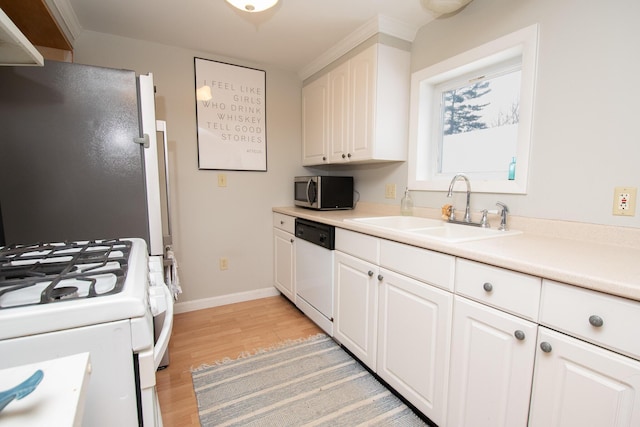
[496,202,509,231]
[447,174,472,223]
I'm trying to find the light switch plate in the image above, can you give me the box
[613,186,637,216]
[385,184,396,199]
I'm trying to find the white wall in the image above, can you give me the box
[73,31,307,304]
[350,0,640,229]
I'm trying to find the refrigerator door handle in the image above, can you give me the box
[133,134,150,148]
[156,120,173,244]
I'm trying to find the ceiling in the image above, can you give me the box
[64,0,438,77]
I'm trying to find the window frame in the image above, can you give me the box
[408,24,539,194]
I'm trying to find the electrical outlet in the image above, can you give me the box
[218,173,227,187]
[385,183,396,199]
[219,257,229,270]
[613,187,637,216]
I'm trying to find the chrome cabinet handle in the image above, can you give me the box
[368,271,374,277]
[514,330,526,340]
[540,342,552,353]
[589,315,604,327]
[377,274,384,281]
[483,282,493,292]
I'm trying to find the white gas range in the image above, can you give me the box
[0,238,173,426]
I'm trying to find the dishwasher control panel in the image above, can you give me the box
[295,218,335,250]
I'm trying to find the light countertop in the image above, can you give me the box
[273,203,640,302]
[0,353,91,426]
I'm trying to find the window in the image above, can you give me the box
[408,24,539,194]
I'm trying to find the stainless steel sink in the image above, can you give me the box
[345,216,521,243]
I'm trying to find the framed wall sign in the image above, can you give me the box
[194,57,267,171]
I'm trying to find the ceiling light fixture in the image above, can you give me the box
[225,0,279,13]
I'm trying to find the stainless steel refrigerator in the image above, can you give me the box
[0,59,175,367]
[0,60,169,256]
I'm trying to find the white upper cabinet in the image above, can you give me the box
[327,59,350,163]
[301,74,330,165]
[0,9,43,66]
[302,42,410,166]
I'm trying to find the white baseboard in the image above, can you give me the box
[173,287,280,314]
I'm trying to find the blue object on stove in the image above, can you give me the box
[0,369,44,412]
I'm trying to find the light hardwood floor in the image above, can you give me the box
[156,295,323,426]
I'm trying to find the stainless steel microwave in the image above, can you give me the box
[294,176,354,210]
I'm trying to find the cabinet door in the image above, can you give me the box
[301,74,329,165]
[273,228,295,302]
[328,60,350,163]
[529,327,640,427]
[348,45,376,161]
[333,251,379,370]
[447,296,537,427]
[377,268,452,426]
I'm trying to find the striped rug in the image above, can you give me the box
[191,334,428,426]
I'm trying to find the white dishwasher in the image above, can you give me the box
[295,218,335,336]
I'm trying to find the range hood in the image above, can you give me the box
[0,8,44,66]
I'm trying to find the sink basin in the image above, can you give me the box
[345,216,522,243]
[409,223,522,243]
[345,216,445,230]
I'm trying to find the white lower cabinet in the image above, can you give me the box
[377,268,453,426]
[333,250,379,369]
[334,228,454,425]
[325,226,640,427]
[529,279,640,427]
[273,228,295,302]
[447,296,537,427]
[272,213,296,302]
[529,327,640,427]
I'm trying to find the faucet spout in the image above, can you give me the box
[496,201,510,231]
[447,174,472,222]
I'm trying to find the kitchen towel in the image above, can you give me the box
[164,246,182,299]
[191,334,428,426]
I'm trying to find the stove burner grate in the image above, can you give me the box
[0,239,132,309]
[50,286,79,301]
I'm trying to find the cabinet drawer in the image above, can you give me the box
[379,239,454,291]
[336,228,379,264]
[540,280,640,360]
[455,259,541,321]
[273,213,295,234]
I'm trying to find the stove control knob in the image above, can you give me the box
[148,286,167,316]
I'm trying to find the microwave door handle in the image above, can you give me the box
[306,179,312,204]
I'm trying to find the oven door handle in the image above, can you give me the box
[153,284,174,370]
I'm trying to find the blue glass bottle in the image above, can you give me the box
[508,157,516,180]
